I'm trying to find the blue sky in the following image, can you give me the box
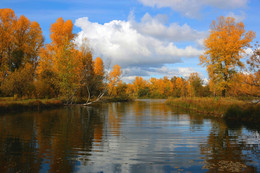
[1,0,259,82]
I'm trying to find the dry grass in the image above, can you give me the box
[166,97,260,122]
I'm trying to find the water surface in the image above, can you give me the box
[0,99,259,172]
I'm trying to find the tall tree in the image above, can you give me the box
[0,8,16,80]
[108,64,122,96]
[13,15,43,71]
[37,18,81,101]
[0,9,43,74]
[77,41,94,99]
[0,9,43,97]
[93,57,105,95]
[200,16,255,97]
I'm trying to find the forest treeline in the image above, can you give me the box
[0,8,259,103]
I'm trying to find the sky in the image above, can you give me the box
[1,0,259,82]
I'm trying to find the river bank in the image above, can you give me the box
[0,97,63,114]
[0,96,134,114]
[166,97,260,123]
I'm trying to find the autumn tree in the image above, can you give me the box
[0,9,43,73]
[108,64,122,96]
[13,15,43,71]
[149,78,162,98]
[76,41,95,99]
[92,57,105,95]
[0,8,43,97]
[188,73,204,97]
[175,77,186,97]
[0,8,16,81]
[230,43,260,98]
[247,42,260,73]
[163,77,174,97]
[230,72,259,97]
[37,18,83,102]
[200,16,255,97]
[1,63,34,97]
[243,42,260,98]
[133,76,150,98]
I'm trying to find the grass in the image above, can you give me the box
[166,97,260,123]
[0,97,63,113]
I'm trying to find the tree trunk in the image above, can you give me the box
[222,89,226,97]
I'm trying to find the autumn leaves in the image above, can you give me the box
[0,9,43,97]
[0,9,121,102]
[0,8,259,101]
[200,16,257,97]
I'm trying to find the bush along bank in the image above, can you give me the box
[166,97,260,123]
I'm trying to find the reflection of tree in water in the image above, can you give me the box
[131,100,176,122]
[0,105,105,172]
[0,114,41,172]
[107,102,126,137]
[200,120,259,172]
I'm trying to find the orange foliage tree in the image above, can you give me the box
[132,76,149,97]
[37,18,84,101]
[200,16,255,97]
[0,8,43,97]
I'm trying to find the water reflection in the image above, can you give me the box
[0,100,259,172]
[200,120,259,172]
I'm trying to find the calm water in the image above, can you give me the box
[0,99,259,173]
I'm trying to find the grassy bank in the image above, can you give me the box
[166,97,260,123]
[0,95,134,114]
[0,97,63,114]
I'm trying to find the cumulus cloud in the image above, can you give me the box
[75,14,203,67]
[132,13,205,42]
[75,13,205,81]
[138,0,248,18]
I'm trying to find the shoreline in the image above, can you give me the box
[0,99,64,114]
[0,96,134,114]
[166,97,260,123]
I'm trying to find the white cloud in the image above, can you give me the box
[226,12,246,22]
[75,14,203,69]
[133,13,205,42]
[138,0,248,18]
[177,67,199,77]
[75,13,206,82]
[243,47,254,57]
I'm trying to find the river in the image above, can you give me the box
[0,99,259,172]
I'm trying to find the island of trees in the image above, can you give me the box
[0,8,259,121]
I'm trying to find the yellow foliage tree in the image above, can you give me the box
[133,76,149,97]
[94,57,104,77]
[0,8,16,80]
[37,18,82,101]
[92,57,105,97]
[200,16,255,97]
[108,64,122,96]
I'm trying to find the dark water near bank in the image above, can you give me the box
[0,99,259,173]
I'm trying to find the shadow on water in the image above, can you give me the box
[0,100,259,172]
